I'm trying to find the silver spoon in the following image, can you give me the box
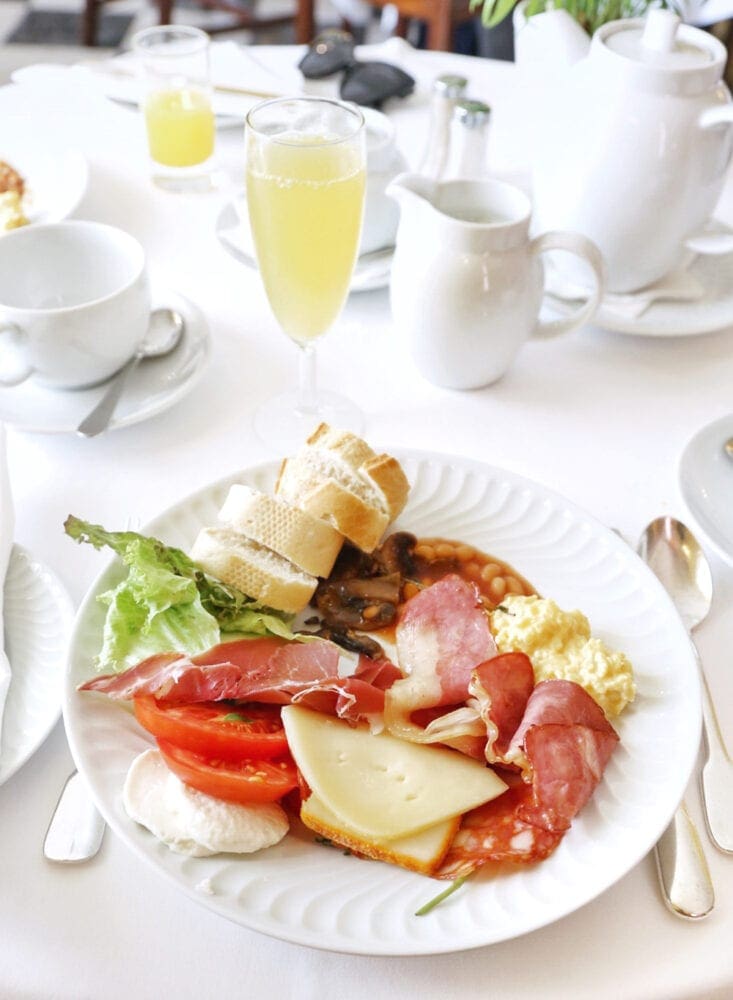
[640,518,733,840]
[76,308,185,438]
[637,517,718,918]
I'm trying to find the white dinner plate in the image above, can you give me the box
[1,124,88,229]
[679,413,733,566]
[0,289,210,436]
[63,452,700,955]
[215,200,393,294]
[0,545,75,786]
[548,249,733,337]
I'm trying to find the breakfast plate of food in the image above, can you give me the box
[63,426,700,954]
[1,125,88,234]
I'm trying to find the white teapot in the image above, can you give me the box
[530,9,733,292]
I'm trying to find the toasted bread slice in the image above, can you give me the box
[190,527,317,614]
[218,484,343,579]
[301,792,459,876]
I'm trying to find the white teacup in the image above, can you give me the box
[388,175,606,390]
[0,221,151,390]
[360,107,408,255]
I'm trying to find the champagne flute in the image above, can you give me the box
[245,97,366,450]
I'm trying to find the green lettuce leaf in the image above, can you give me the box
[65,515,297,674]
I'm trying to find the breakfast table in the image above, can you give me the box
[2,37,733,1000]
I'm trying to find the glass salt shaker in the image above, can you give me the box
[417,74,468,180]
[445,99,492,180]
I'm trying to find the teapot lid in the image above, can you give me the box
[597,9,725,89]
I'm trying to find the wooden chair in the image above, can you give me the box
[365,0,475,50]
[82,0,314,47]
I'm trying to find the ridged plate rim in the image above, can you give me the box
[1,545,75,785]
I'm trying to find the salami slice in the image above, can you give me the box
[437,784,563,878]
[519,722,619,832]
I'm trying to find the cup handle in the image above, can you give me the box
[529,231,606,339]
[0,322,33,386]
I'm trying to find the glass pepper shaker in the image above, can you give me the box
[417,74,468,180]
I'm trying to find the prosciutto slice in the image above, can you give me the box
[78,637,341,704]
[79,638,402,726]
[292,654,403,727]
[384,575,496,743]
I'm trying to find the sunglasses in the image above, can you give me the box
[298,31,415,109]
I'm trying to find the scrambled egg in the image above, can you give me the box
[489,594,635,718]
[0,191,28,232]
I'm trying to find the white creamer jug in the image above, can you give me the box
[387,174,605,389]
[532,9,733,293]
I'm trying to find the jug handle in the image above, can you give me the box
[529,231,606,339]
[698,104,733,131]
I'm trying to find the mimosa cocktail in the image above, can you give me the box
[247,141,365,343]
[245,98,366,449]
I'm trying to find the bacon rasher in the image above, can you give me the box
[383,575,496,744]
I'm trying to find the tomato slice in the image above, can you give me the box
[133,697,289,760]
[157,739,298,804]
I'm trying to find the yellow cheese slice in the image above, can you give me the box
[281,705,506,840]
[301,792,460,875]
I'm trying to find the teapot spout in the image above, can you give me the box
[515,7,590,69]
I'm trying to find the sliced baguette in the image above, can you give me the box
[218,484,343,579]
[306,423,409,521]
[190,527,317,614]
[275,424,410,552]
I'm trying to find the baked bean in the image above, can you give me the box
[480,562,501,583]
[464,561,482,580]
[435,542,455,559]
[455,545,475,561]
[414,544,435,561]
[489,576,507,601]
[505,576,525,595]
[362,605,380,620]
[403,581,420,600]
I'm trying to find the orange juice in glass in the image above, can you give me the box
[133,26,215,192]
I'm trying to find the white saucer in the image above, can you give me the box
[679,413,733,566]
[0,545,74,786]
[549,251,733,337]
[215,200,393,294]
[0,289,210,435]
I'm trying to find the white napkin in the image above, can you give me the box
[547,251,705,320]
[0,424,14,747]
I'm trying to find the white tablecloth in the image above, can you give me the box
[1,42,733,1000]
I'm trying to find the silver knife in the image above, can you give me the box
[44,771,106,863]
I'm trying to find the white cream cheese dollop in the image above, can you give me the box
[123,749,289,857]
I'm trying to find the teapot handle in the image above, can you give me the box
[529,231,606,338]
